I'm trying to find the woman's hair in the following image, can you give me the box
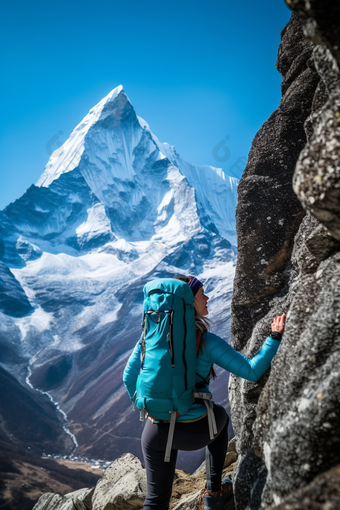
[173,275,216,380]
[173,275,210,334]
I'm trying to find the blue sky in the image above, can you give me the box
[0,0,291,211]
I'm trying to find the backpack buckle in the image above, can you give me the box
[193,391,212,400]
[139,409,147,422]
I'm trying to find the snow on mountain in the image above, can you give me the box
[37,84,238,245]
[36,86,125,188]
[138,117,238,243]
[0,85,238,470]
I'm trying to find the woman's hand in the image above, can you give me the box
[271,313,286,333]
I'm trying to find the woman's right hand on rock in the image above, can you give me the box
[271,313,286,333]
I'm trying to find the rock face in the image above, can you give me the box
[230,4,340,510]
[268,464,340,510]
[231,13,318,345]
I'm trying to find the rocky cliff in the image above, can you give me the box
[230,2,340,509]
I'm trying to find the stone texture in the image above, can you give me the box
[268,464,340,510]
[32,493,75,510]
[33,488,94,510]
[286,2,340,240]
[224,450,238,470]
[170,470,206,510]
[231,12,319,348]
[65,487,95,510]
[284,1,340,65]
[230,3,340,510]
[91,453,147,510]
[305,222,340,262]
[293,45,340,240]
[252,213,340,507]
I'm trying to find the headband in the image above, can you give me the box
[188,277,203,296]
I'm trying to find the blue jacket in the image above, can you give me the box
[123,331,280,421]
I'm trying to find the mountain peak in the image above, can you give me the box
[88,84,129,114]
[105,84,124,102]
[36,85,131,189]
[34,86,238,244]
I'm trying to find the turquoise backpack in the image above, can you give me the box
[135,278,217,461]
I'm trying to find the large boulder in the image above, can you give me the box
[91,453,146,510]
[33,488,94,510]
[230,3,340,509]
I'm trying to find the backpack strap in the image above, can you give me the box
[205,399,218,439]
[164,411,177,462]
[193,391,217,440]
[182,300,188,390]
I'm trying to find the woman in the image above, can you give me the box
[123,275,285,510]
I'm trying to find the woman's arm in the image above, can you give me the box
[123,339,141,400]
[207,314,285,382]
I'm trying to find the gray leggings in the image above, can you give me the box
[141,404,229,510]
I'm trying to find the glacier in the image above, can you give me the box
[0,84,238,471]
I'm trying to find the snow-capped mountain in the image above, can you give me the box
[36,85,238,245]
[0,85,238,470]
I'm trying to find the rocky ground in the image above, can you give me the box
[31,439,340,510]
[32,439,238,510]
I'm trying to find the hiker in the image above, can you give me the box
[123,276,285,510]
